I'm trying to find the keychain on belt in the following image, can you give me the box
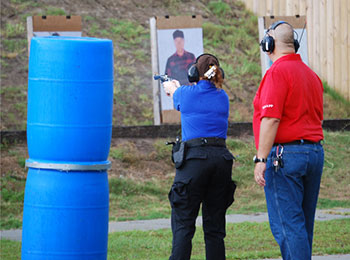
[273,145,284,172]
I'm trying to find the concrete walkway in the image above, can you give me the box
[107,208,350,233]
[1,208,349,241]
[1,209,349,259]
[264,255,350,260]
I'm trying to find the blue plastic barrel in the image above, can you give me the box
[27,37,114,162]
[21,168,109,260]
[22,37,113,260]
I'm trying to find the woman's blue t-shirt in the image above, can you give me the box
[173,80,229,141]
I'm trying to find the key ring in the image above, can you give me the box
[276,145,284,157]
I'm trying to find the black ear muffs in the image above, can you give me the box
[220,67,225,79]
[187,53,225,83]
[260,21,300,54]
[260,34,275,53]
[293,39,300,53]
[187,64,199,83]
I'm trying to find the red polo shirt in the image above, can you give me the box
[253,54,324,149]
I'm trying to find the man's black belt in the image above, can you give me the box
[274,140,321,146]
[185,137,226,148]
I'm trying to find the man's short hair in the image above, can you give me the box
[173,30,184,39]
[274,24,295,50]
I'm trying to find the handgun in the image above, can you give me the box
[153,74,172,83]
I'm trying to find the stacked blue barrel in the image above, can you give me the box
[22,37,114,260]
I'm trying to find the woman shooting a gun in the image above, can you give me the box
[163,53,236,260]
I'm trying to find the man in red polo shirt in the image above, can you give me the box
[253,21,324,260]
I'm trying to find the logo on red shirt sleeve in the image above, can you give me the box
[262,104,274,110]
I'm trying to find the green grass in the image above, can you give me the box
[228,130,350,214]
[2,23,25,38]
[1,131,349,229]
[153,140,173,160]
[202,7,261,121]
[0,240,21,260]
[1,0,349,130]
[324,81,350,107]
[319,131,350,201]
[104,17,152,126]
[317,198,350,209]
[109,19,149,47]
[83,15,96,22]
[109,177,171,221]
[91,219,350,259]
[0,85,26,98]
[110,147,126,161]
[2,39,26,53]
[323,81,350,119]
[208,1,232,17]
[43,7,66,15]
[16,156,26,168]
[2,219,349,259]
[0,176,25,230]
[0,85,27,130]
[226,136,268,214]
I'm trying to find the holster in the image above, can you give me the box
[172,141,187,169]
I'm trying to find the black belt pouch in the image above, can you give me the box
[172,142,187,169]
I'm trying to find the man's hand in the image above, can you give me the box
[254,162,266,187]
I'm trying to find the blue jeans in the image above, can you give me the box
[264,143,324,260]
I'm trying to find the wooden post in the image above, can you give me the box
[258,17,266,76]
[313,0,320,76]
[266,0,273,16]
[319,0,327,80]
[326,0,334,88]
[279,0,286,17]
[286,0,293,15]
[347,1,350,100]
[259,0,266,17]
[26,16,82,56]
[294,0,300,15]
[150,17,161,125]
[306,0,313,70]
[152,15,203,124]
[340,0,349,100]
[333,0,341,95]
[237,0,348,100]
[26,16,33,55]
[300,0,307,16]
[272,0,280,16]
[253,0,259,16]
[243,0,253,11]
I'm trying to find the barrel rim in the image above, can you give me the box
[25,159,111,171]
[31,36,113,42]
